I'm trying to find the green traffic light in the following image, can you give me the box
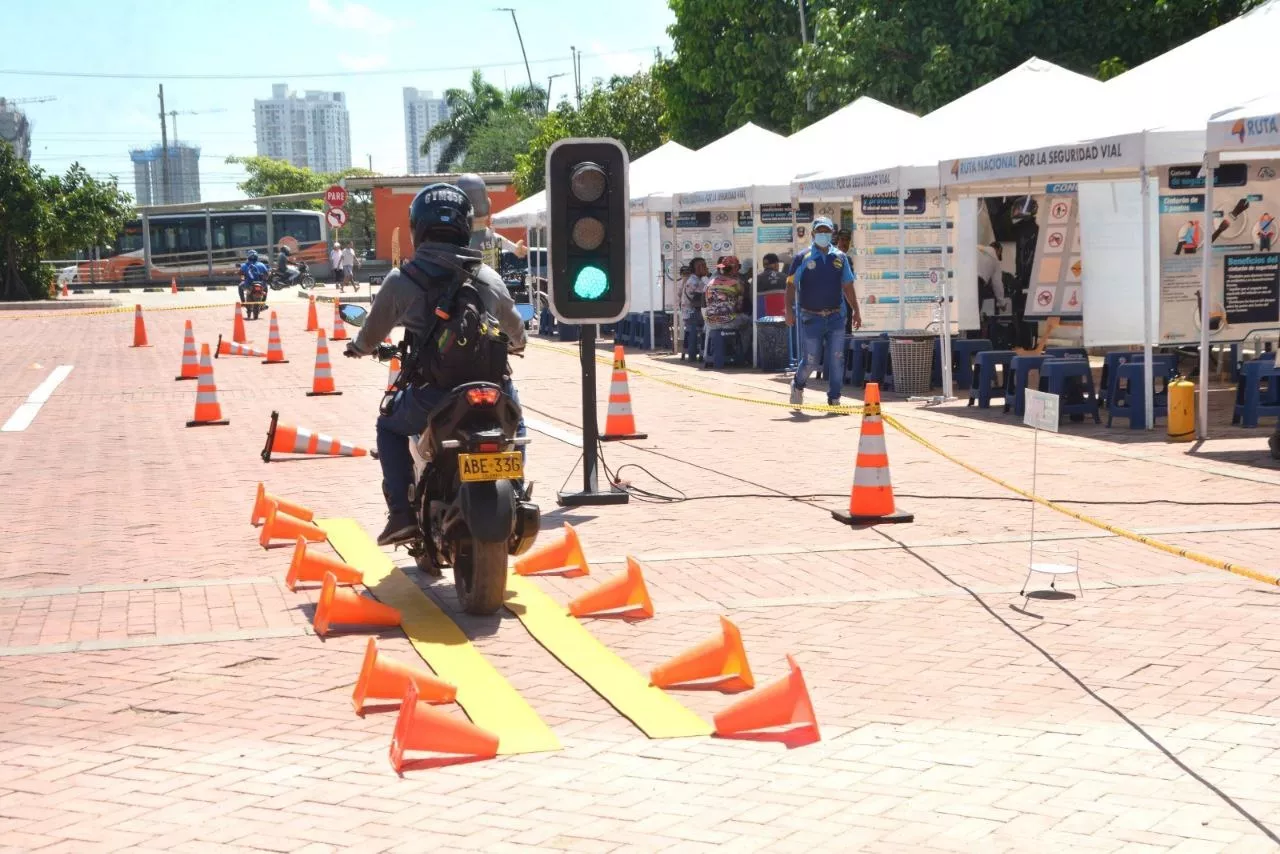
[573,265,609,300]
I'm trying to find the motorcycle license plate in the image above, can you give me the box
[458,452,522,482]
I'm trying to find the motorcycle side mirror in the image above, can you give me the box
[339,304,368,327]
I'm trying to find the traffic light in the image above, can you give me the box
[546,138,630,324]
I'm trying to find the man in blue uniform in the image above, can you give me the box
[785,216,861,407]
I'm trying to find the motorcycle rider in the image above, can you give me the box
[276,243,298,286]
[238,250,268,305]
[344,183,528,546]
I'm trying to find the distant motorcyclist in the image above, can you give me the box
[343,183,528,546]
[276,243,298,286]
[238,250,268,304]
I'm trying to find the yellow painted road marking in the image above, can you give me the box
[504,574,713,739]
[319,518,561,755]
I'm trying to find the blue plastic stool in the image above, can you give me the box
[1039,359,1100,423]
[868,338,892,389]
[969,350,1015,408]
[1107,362,1169,428]
[952,339,992,391]
[1006,355,1048,415]
[703,329,739,369]
[538,307,557,338]
[845,338,870,386]
[1232,357,1280,427]
[1045,346,1088,360]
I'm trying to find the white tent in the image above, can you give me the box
[657,123,789,211]
[492,189,545,229]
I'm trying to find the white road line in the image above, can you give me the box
[2,365,74,433]
[524,416,583,447]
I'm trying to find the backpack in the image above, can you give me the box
[399,258,510,391]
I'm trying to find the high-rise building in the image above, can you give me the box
[0,99,32,162]
[254,84,351,174]
[403,88,451,174]
[131,143,201,205]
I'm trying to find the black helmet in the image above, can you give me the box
[409,182,473,247]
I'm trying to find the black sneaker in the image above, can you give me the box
[377,510,418,547]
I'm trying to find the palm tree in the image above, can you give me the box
[423,70,547,170]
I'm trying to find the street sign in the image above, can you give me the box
[326,207,348,229]
[1023,388,1060,433]
[324,185,348,208]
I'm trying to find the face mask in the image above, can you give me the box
[814,233,832,248]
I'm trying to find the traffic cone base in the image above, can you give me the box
[600,344,646,441]
[713,654,819,740]
[313,571,401,637]
[513,523,588,577]
[261,411,371,462]
[259,502,327,549]
[130,305,152,347]
[252,482,314,526]
[390,682,497,773]
[233,303,247,344]
[306,329,341,395]
[567,556,653,619]
[353,637,456,714]
[651,616,754,691]
[287,537,362,591]
[833,382,912,526]
[175,319,199,381]
[186,342,229,427]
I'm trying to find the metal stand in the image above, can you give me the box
[557,324,629,507]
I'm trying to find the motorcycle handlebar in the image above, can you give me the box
[373,344,399,362]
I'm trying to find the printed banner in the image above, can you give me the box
[1026,186,1084,319]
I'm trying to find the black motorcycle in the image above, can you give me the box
[268,258,315,290]
[245,280,267,320]
[339,305,540,616]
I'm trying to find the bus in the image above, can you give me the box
[75,208,329,284]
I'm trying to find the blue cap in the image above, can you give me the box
[813,216,835,231]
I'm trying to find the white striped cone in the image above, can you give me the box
[307,330,342,396]
[600,345,646,440]
[261,411,370,461]
[175,320,199,380]
[833,384,912,525]
[331,301,349,341]
[186,343,229,427]
[262,311,289,363]
[216,334,265,358]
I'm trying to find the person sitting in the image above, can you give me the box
[681,257,711,352]
[703,255,750,364]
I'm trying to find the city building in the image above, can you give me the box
[254,84,351,174]
[403,88,451,174]
[0,99,32,161]
[130,143,201,205]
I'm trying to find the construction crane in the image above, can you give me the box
[167,107,227,147]
[0,96,57,107]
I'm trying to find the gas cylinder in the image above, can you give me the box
[1167,376,1195,442]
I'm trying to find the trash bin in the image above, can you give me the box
[889,334,936,396]
[756,317,790,372]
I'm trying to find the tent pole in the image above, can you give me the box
[1140,155,1155,431]
[751,200,760,368]
[1197,151,1219,439]
[940,185,954,398]
[898,191,907,331]
[647,215,657,352]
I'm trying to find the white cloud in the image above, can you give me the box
[308,0,397,35]
[337,52,390,72]
[588,41,650,80]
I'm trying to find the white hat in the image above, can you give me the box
[334,241,341,248]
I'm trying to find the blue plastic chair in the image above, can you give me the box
[703,328,741,369]
[952,339,993,391]
[868,338,892,389]
[1006,355,1048,416]
[1039,358,1100,423]
[845,338,869,386]
[1232,357,1280,427]
[969,350,1015,409]
[1106,361,1173,428]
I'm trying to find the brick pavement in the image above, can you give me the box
[1,298,1279,852]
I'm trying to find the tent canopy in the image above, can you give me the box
[662,122,789,211]
[796,58,1103,200]
[1208,93,1280,154]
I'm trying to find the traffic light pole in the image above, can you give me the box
[557,325,629,507]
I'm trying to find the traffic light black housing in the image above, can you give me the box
[546,138,630,324]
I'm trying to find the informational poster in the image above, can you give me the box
[1157,160,1280,344]
[1026,184,1084,319]
[660,210,736,283]
[850,190,953,331]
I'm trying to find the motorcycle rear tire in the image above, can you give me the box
[454,538,507,616]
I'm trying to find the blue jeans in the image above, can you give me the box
[376,379,526,514]
[792,310,846,402]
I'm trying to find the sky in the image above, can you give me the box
[3,0,675,202]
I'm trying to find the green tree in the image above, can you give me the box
[0,142,132,301]
[514,71,668,197]
[460,108,540,173]
[654,0,808,148]
[422,70,547,170]
[226,156,377,250]
[792,0,1263,116]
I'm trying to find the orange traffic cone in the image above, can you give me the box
[261,311,289,364]
[261,411,372,462]
[185,343,229,427]
[305,295,318,332]
[352,637,456,715]
[313,570,400,637]
[170,276,178,294]
[130,304,151,348]
[513,523,588,577]
[252,482,314,526]
[286,537,362,591]
[258,501,327,549]
[175,320,199,380]
[568,556,653,618]
[390,682,498,772]
[331,300,349,341]
[215,333,265,358]
[306,329,341,396]
[600,345,646,441]
[232,302,247,343]
[651,616,754,691]
[832,383,913,525]
[61,281,69,297]
[713,655,819,740]
[386,356,401,392]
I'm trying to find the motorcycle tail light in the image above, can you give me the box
[476,441,501,453]
[465,387,500,407]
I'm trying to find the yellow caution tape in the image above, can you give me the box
[319,518,561,754]
[0,301,250,320]
[504,574,712,739]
